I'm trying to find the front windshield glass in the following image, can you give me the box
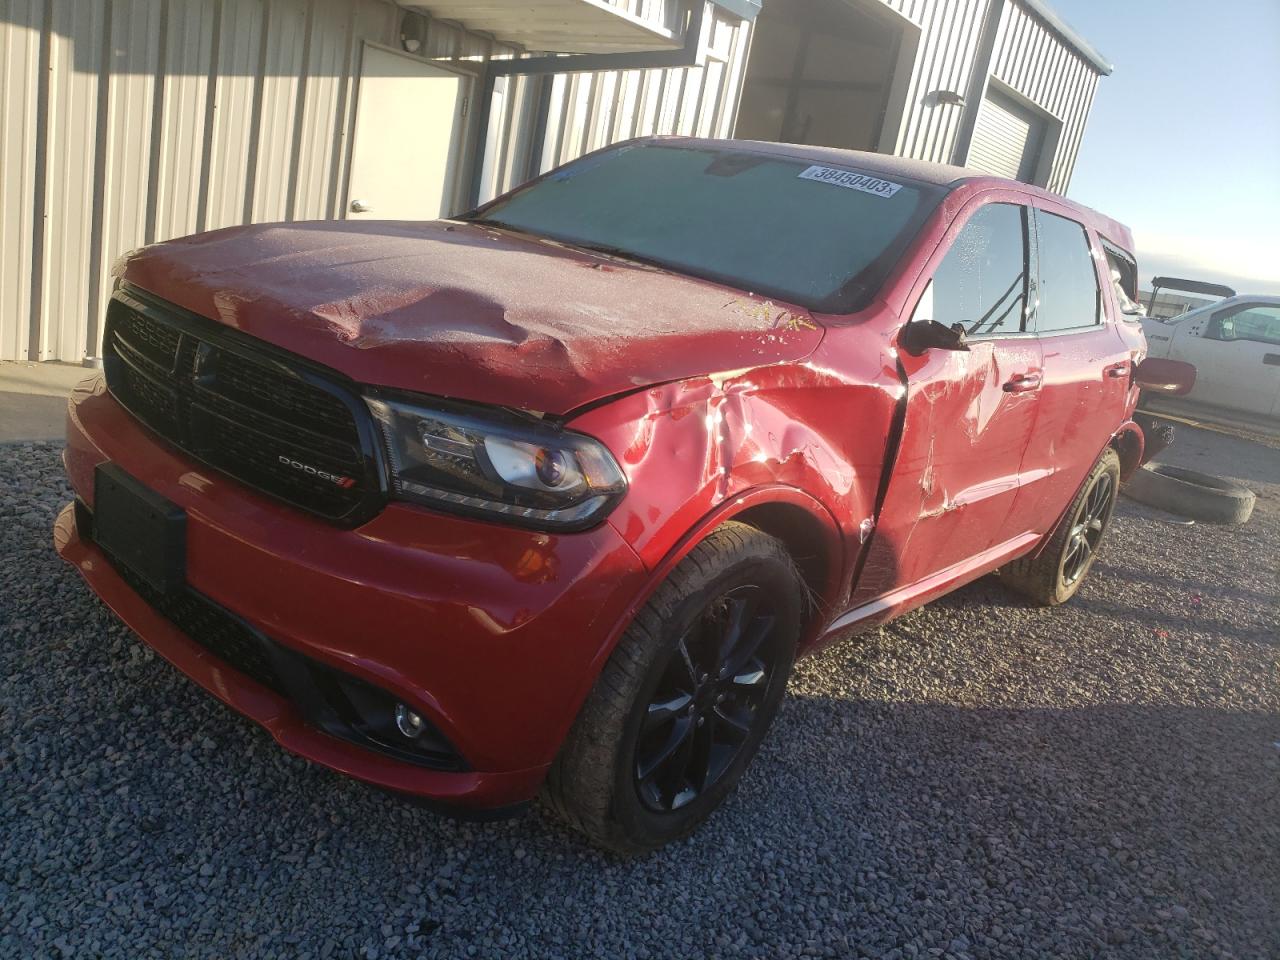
[466,143,941,313]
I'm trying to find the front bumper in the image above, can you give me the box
[56,377,650,809]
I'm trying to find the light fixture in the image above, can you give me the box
[395,703,426,739]
[400,12,427,54]
[925,90,966,107]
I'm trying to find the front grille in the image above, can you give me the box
[102,287,382,524]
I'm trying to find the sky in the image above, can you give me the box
[1049,0,1280,295]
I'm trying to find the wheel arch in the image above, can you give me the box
[730,498,844,643]
[546,485,846,777]
[647,486,845,644]
[584,486,843,693]
[1110,420,1145,481]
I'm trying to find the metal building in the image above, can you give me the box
[0,0,1109,365]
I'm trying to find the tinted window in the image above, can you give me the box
[468,144,941,313]
[1036,211,1100,332]
[1211,304,1280,345]
[929,203,1028,335]
[1104,245,1141,316]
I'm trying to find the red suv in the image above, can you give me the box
[56,138,1152,852]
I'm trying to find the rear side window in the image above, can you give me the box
[1035,211,1101,332]
[929,203,1029,336]
[1103,244,1142,316]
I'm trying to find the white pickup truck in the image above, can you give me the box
[1140,282,1280,419]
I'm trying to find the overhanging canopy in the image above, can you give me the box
[405,0,682,54]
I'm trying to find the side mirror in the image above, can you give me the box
[901,280,969,356]
[1134,357,1196,395]
[899,319,970,356]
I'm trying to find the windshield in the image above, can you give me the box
[466,143,942,313]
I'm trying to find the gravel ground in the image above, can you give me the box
[2,425,1277,960]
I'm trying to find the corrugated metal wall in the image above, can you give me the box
[1,0,1103,365]
[0,0,747,363]
[479,8,749,201]
[987,0,1099,193]
[882,0,989,165]
[875,0,1100,194]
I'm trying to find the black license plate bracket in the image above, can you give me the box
[93,464,187,594]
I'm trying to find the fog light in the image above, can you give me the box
[394,703,426,739]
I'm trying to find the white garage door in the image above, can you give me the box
[967,90,1045,182]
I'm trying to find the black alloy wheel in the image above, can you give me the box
[634,585,782,813]
[1061,471,1114,586]
[543,522,802,854]
[1000,446,1121,607]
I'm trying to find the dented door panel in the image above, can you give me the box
[576,315,906,608]
[851,335,1043,606]
[1011,325,1132,534]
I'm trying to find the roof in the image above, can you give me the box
[640,136,1133,243]
[655,137,978,187]
[402,1,680,54]
[1019,0,1113,76]
[1201,294,1280,309]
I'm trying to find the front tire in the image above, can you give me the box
[1001,447,1121,606]
[544,522,802,854]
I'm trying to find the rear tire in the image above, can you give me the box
[543,522,802,854]
[1001,447,1120,606]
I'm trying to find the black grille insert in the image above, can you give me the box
[118,560,288,695]
[102,286,384,524]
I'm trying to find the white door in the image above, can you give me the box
[1169,302,1280,416]
[348,45,467,221]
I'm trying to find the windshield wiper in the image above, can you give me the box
[464,217,669,271]
[462,215,533,236]
[567,242,670,271]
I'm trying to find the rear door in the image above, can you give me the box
[853,200,1043,604]
[1007,207,1131,536]
[1168,302,1280,416]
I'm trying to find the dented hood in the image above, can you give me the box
[119,220,825,414]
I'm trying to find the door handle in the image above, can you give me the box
[1105,361,1130,379]
[1264,353,1280,367]
[1003,372,1042,393]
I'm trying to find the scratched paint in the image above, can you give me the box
[119,220,824,415]
[115,169,1146,656]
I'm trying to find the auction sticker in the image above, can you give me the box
[797,165,902,198]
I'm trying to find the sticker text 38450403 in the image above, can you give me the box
[797,165,903,198]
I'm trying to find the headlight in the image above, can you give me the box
[366,396,627,531]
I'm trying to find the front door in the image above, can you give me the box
[348,45,467,221]
[853,201,1042,605]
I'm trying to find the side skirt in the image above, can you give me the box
[819,531,1042,638]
